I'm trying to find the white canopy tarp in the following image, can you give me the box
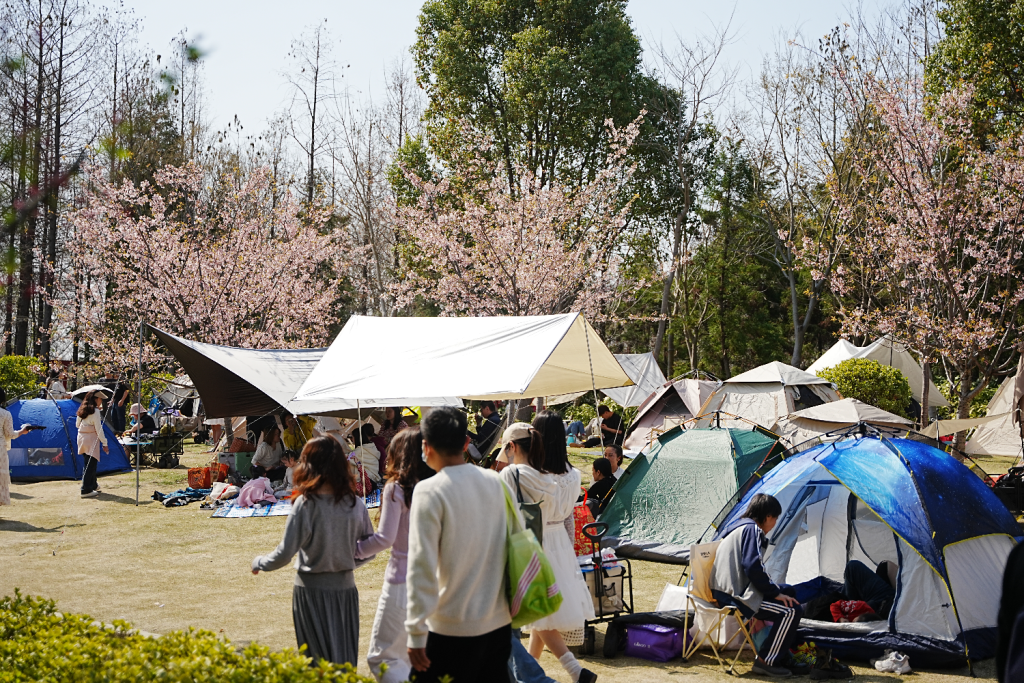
[548,352,667,407]
[807,336,949,408]
[601,353,668,407]
[965,374,1023,457]
[922,413,1008,439]
[290,313,631,413]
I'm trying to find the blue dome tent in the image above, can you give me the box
[7,399,131,481]
[709,435,1021,666]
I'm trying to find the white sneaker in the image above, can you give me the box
[891,652,911,674]
[81,490,99,498]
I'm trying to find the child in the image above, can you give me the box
[274,453,298,498]
[252,437,374,665]
[709,493,805,677]
[356,427,434,683]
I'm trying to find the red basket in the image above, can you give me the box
[209,462,229,483]
[188,467,212,489]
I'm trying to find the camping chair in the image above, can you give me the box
[683,541,759,674]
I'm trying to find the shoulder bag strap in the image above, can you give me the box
[513,467,526,504]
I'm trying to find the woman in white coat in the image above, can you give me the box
[76,390,109,498]
[0,388,31,509]
[499,420,596,683]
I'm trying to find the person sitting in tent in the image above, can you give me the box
[710,493,805,677]
[279,413,317,453]
[349,424,383,487]
[583,406,624,448]
[800,560,896,623]
[585,458,615,517]
[252,425,286,481]
[125,404,157,438]
[470,401,502,453]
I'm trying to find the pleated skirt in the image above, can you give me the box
[292,571,360,666]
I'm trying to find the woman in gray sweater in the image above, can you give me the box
[252,436,375,665]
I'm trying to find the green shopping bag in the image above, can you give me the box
[503,484,563,628]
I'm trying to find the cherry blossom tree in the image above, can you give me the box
[393,118,642,318]
[830,79,1024,446]
[60,163,346,364]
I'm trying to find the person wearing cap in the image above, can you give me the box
[125,404,157,438]
[498,421,597,683]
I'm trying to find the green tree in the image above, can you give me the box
[927,0,1024,134]
[0,355,41,401]
[413,0,644,190]
[816,358,913,418]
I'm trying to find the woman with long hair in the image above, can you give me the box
[500,418,597,683]
[377,407,408,447]
[356,427,434,682]
[0,388,31,509]
[252,436,374,666]
[77,390,109,498]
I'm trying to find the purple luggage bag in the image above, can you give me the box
[624,623,685,662]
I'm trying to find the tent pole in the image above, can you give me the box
[136,321,142,506]
[582,316,603,449]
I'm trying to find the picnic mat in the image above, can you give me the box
[212,491,382,518]
[211,500,292,518]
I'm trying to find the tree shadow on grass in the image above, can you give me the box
[0,520,85,533]
[10,491,33,499]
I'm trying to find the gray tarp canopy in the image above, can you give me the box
[150,327,327,419]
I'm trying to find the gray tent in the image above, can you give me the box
[771,398,914,452]
[623,379,717,452]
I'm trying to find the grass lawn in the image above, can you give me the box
[0,443,1000,681]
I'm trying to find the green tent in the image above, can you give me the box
[601,426,785,564]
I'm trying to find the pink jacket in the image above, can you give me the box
[236,477,277,508]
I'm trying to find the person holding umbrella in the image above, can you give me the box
[77,390,109,498]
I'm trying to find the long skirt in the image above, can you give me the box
[292,571,360,666]
[367,581,411,683]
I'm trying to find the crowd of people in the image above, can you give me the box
[252,404,617,683]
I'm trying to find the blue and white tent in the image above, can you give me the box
[7,399,131,481]
[710,435,1021,666]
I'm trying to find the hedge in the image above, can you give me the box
[0,591,376,682]
[816,357,913,418]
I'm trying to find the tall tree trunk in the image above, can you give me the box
[919,360,930,430]
[15,24,46,356]
[40,16,66,362]
[653,212,683,358]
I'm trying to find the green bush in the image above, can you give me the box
[0,591,375,682]
[816,358,913,418]
[0,355,41,402]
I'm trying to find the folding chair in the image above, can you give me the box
[683,541,759,674]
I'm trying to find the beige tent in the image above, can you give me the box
[623,378,717,453]
[695,361,841,429]
[965,375,1023,458]
[807,336,949,408]
[290,313,632,414]
[771,398,914,452]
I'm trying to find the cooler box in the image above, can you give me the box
[234,452,253,479]
[625,623,685,662]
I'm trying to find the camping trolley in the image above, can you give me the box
[578,522,634,655]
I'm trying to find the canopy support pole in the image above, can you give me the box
[583,318,603,449]
[136,321,143,506]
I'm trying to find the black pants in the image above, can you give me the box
[713,589,802,667]
[845,560,895,618]
[413,623,512,683]
[81,455,98,493]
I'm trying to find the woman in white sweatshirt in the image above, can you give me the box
[499,420,596,683]
[76,390,109,498]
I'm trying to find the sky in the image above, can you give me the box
[127,0,883,132]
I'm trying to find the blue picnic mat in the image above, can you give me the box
[212,491,381,518]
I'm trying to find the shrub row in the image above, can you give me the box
[0,591,375,682]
